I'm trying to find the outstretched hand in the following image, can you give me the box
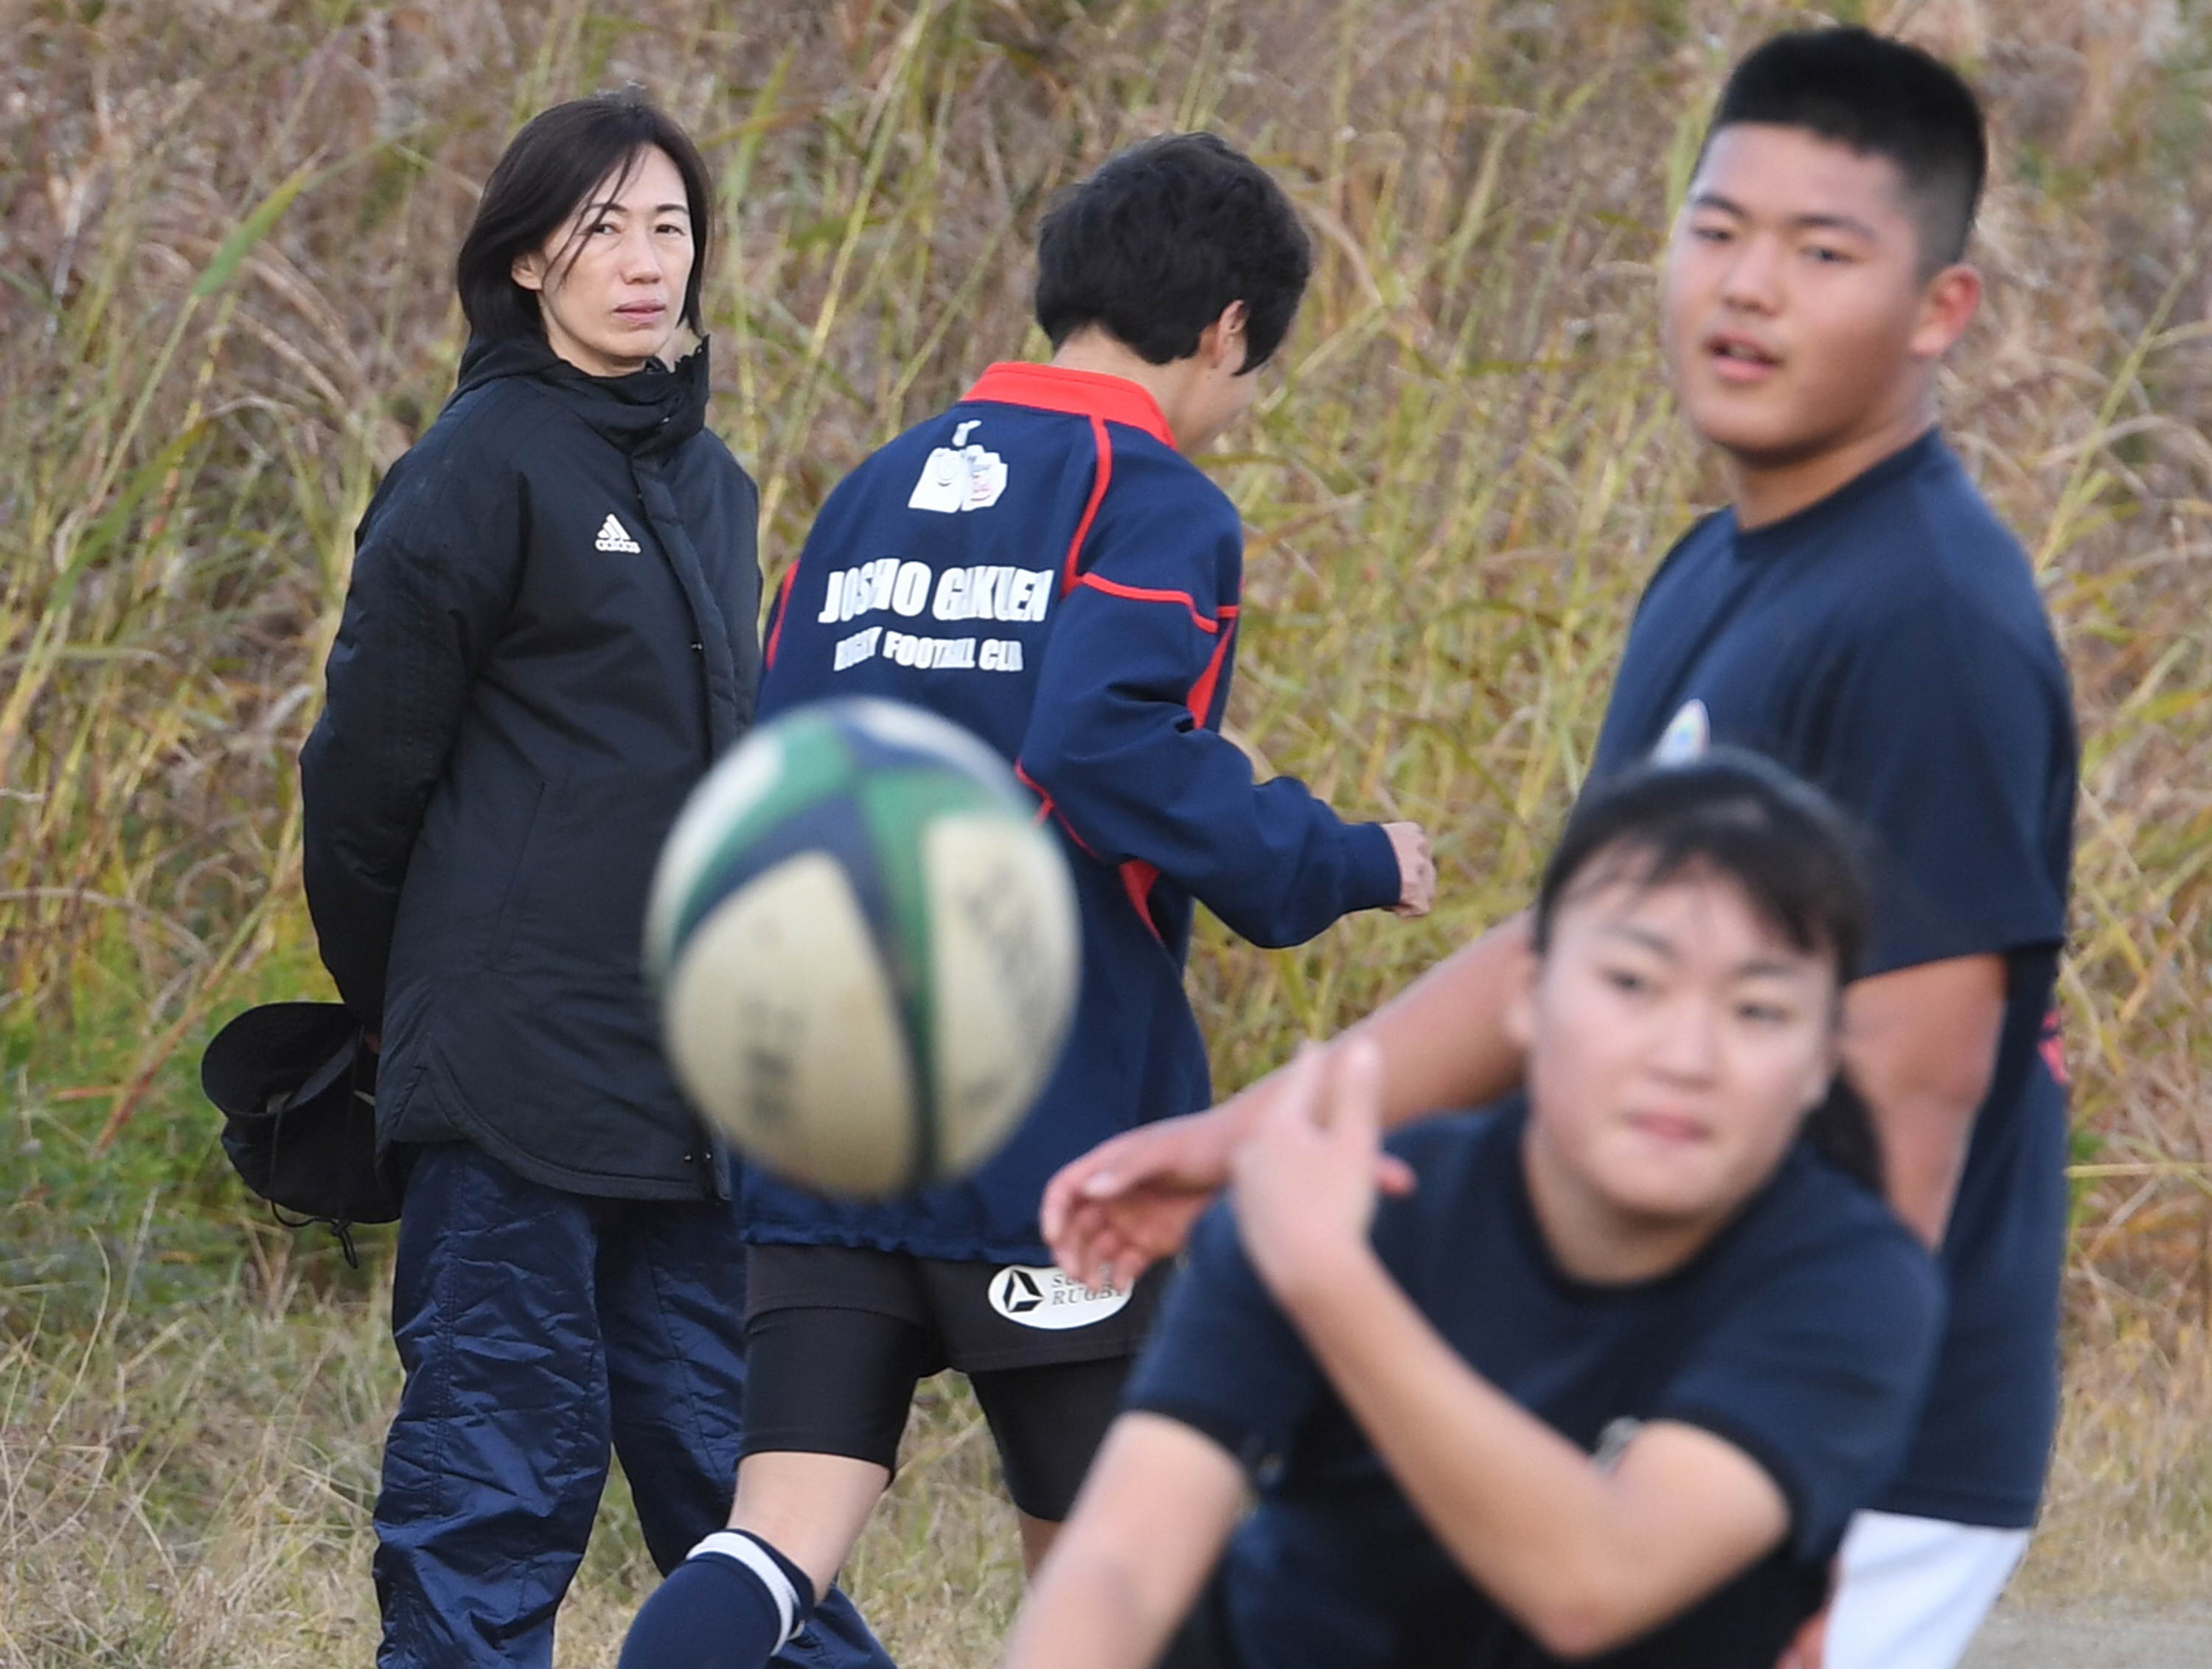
[1383,822,1435,919]
[1040,1048,1416,1293]
[1041,1108,1243,1292]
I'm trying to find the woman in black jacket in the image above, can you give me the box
[300,94,892,1669]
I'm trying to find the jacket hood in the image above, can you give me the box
[453,334,710,457]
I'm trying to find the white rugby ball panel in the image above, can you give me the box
[921,812,1082,1175]
[662,849,918,1198]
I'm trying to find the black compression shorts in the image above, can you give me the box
[740,1244,1169,1522]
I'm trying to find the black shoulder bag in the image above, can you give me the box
[200,1002,403,1264]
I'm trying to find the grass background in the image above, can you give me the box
[2,0,2209,1661]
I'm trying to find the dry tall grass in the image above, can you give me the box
[2,0,2209,1661]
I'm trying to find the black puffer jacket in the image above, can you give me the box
[300,336,757,1199]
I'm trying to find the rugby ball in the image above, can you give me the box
[644,697,1079,1198]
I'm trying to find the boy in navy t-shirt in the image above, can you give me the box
[619,134,1433,1669]
[1046,32,2076,1669]
[1006,754,1945,1669]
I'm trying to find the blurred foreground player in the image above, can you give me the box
[1045,31,2076,1669]
[1007,753,1944,1669]
[619,133,1433,1669]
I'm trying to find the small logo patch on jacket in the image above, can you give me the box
[988,1264,1133,1330]
[595,514,643,554]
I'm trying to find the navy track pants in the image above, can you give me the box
[372,1140,893,1669]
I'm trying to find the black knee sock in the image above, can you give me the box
[617,1530,817,1669]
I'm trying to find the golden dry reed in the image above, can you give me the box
[1,1,2208,1662]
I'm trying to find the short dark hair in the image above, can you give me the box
[1707,27,1986,272]
[1535,747,1871,980]
[456,91,714,344]
[1534,750,1881,1187]
[1034,133,1312,373]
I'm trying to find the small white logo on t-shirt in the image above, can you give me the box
[988,1264,1133,1331]
[909,420,1009,515]
[595,513,643,554]
[1655,699,1710,764]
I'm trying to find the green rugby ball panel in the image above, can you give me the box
[644,707,858,978]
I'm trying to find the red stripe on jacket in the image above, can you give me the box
[1079,571,1221,634]
[764,563,798,669]
[1119,859,1164,942]
[1184,605,1239,723]
[1062,416,1113,596]
[1015,759,1101,861]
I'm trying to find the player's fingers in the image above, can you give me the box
[1065,1222,1117,1289]
[1070,1121,1192,1202]
[1074,1149,1140,1201]
[1046,1227,1083,1283]
[1392,856,1435,917]
[1046,1133,1130,1221]
[1047,1213,1097,1282]
[1089,1224,1144,1293]
[1085,1236,1121,1291]
[1040,1163,1080,1241]
[1375,1152,1417,1196]
[1108,1246,1153,1292]
[1051,1194,1124,1275]
[1074,1205,1169,1289]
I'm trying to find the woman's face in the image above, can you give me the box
[512,145,694,377]
[1511,860,1840,1242]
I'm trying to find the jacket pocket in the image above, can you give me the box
[484,775,551,969]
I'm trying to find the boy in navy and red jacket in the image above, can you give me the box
[619,132,1433,1669]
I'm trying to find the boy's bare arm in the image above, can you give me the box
[1043,915,1531,1290]
[1234,1047,1791,1659]
[1842,953,2007,1248]
[1000,1415,1245,1669]
[1343,910,1529,1112]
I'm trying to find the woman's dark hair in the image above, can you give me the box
[1034,132,1312,372]
[1534,748,1885,1188]
[1707,27,1986,273]
[456,91,714,344]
